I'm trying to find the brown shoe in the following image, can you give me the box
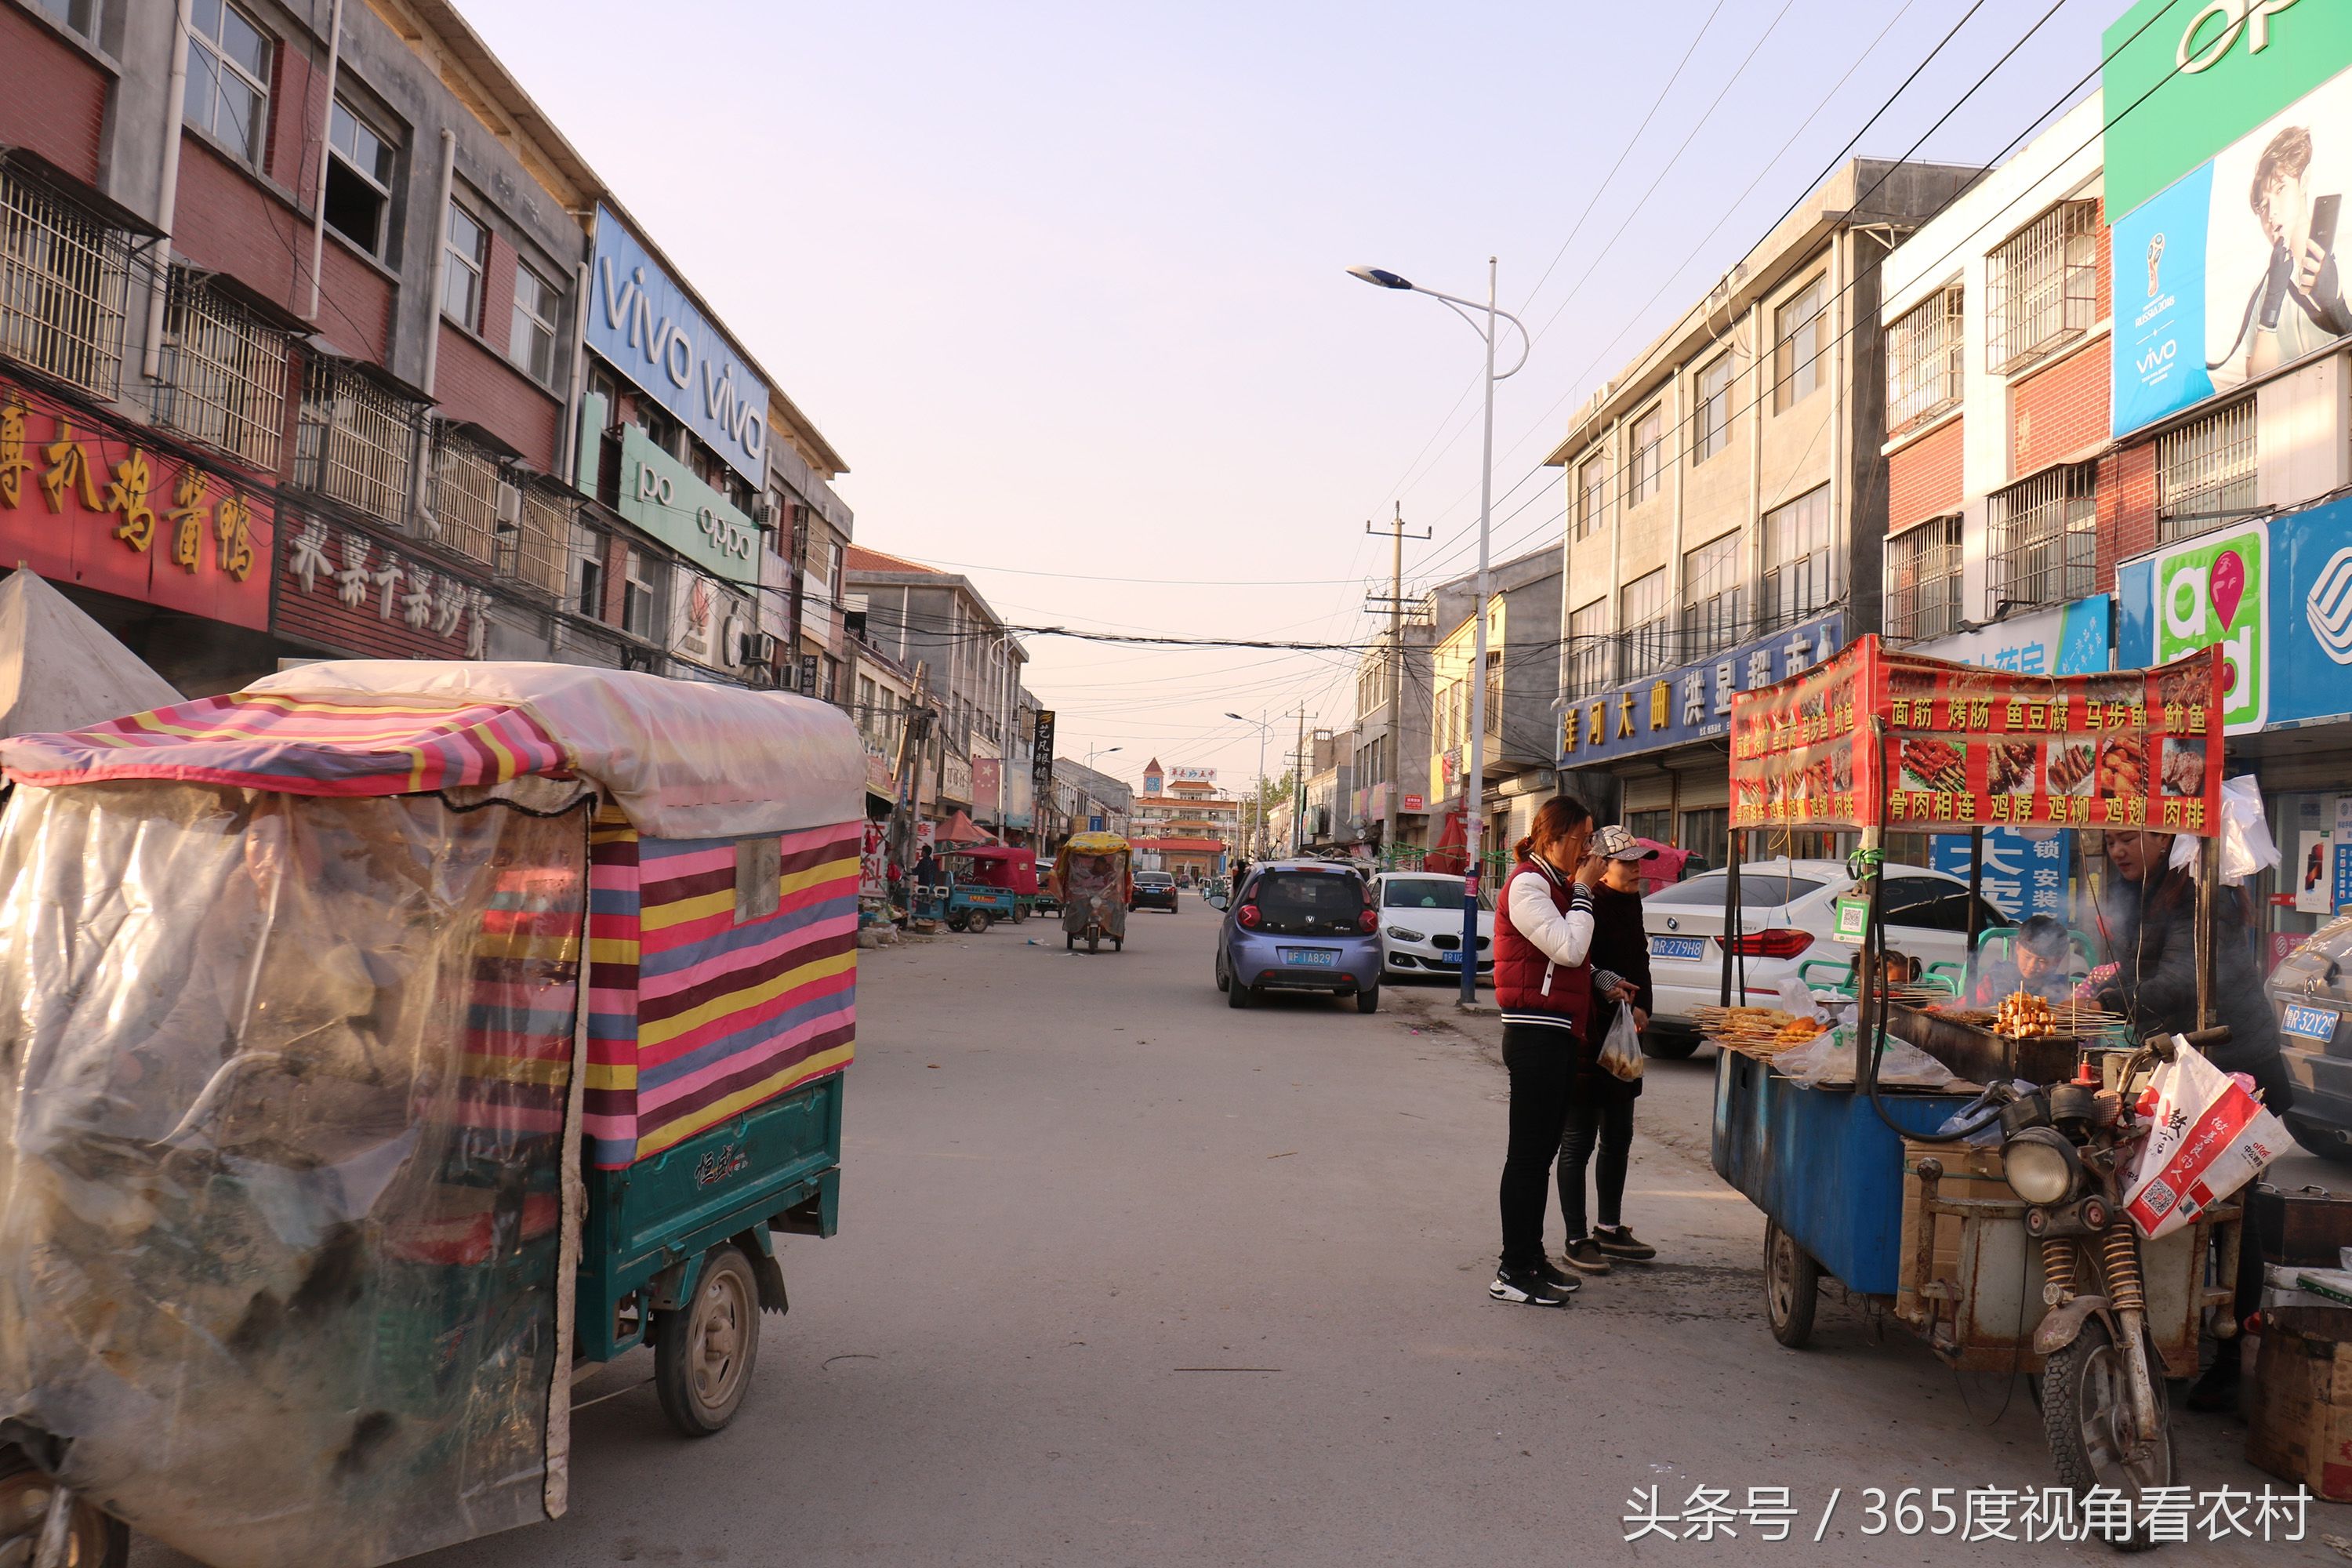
[1563,1237,1611,1274]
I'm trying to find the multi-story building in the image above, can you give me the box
[844,545,1030,834]
[1131,758,1238,877]
[1348,623,1433,857]
[1878,2,2352,949]
[1423,547,1563,860]
[1044,757,1131,845]
[1542,158,1978,867]
[0,0,846,699]
[1301,733,1353,853]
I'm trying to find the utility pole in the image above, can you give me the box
[1367,503,1430,867]
[1290,706,1306,851]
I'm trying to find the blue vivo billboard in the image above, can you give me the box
[588,207,769,485]
[1559,610,1842,765]
[2117,495,2352,729]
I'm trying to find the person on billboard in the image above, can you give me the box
[2212,125,2352,382]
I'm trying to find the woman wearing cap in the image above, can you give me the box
[1559,826,1661,1273]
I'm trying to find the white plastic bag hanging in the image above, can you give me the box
[2167,775,2281,884]
[1598,1004,1645,1083]
[1777,971,1828,1022]
[2122,1036,2291,1240]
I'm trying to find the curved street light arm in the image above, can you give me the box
[1414,287,1531,379]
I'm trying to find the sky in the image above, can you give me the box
[467,0,2122,798]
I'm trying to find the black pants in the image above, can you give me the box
[1498,1023,1577,1272]
[1559,1083,1634,1241]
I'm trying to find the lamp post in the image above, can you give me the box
[1083,745,1121,834]
[1349,260,1529,1006]
[985,634,1018,843]
[1225,710,1274,858]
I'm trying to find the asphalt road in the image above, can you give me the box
[138,896,2341,1566]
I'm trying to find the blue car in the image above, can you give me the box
[1214,860,1385,1013]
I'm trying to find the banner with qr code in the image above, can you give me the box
[1729,636,2225,835]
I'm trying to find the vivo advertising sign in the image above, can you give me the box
[589,207,768,485]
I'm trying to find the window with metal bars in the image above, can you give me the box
[1680,530,1744,657]
[295,357,422,525]
[1986,464,2096,616]
[1621,567,1670,678]
[154,270,291,470]
[2155,397,2256,540]
[1887,283,1964,432]
[1762,485,1835,627]
[0,162,131,398]
[1987,200,2098,373]
[1628,406,1663,506]
[428,428,501,565]
[1884,515,1962,641]
[512,484,573,595]
[1575,452,1610,539]
[1566,597,1609,698]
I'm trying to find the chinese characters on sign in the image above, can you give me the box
[0,385,273,631]
[1560,611,1842,763]
[1622,1481,2307,1545]
[1728,637,2227,835]
[281,520,488,656]
[1931,828,2071,920]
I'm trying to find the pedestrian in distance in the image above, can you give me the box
[1487,795,1637,1308]
[914,845,941,891]
[1559,825,1661,1275]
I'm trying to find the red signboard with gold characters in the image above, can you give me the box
[1729,635,2225,837]
[0,377,274,631]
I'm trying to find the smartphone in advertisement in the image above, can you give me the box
[2310,191,2341,265]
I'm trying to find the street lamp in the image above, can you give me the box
[1225,711,1275,858]
[1350,259,1529,1006]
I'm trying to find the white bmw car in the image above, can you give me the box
[1370,871,1494,984]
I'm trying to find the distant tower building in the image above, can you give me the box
[1142,757,1165,795]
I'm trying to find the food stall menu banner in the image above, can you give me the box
[1729,635,2224,834]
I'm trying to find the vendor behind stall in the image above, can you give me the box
[1969,914,2078,1007]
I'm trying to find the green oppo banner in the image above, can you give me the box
[2104,0,2352,219]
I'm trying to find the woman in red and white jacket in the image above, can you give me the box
[1487,796,1635,1307]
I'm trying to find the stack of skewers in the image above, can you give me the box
[1926,993,2127,1040]
[1692,1006,1828,1058]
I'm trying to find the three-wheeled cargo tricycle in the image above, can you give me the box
[0,662,864,1568]
[1054,831,1131,953]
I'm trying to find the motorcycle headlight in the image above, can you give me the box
[1385,925,1420,941]
[2000,1125,2082,1205]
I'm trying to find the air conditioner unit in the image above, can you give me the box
[741,630,778,669]
[752,499,777,530]
[494,481,523,535]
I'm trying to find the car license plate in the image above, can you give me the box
[1431,952,1461,967]
[1650,935,1706,961]
[1281,948,1338,967]
[2283,1003,2341,1043]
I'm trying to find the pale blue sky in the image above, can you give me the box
[469,0,2117,792]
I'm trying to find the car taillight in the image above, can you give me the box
[1357,907,1378,934]
[1713,928,1814,959]
[1237,904,1261,929]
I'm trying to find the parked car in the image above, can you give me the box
[1370,870,1493,983]
[2272,912,2352,1163]
[1131,869,1181,912]
[1639,858,2009,1058]
[1216,860,1384,1012]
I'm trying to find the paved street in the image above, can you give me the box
[143,898,2334,1566]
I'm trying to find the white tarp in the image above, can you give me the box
[0,572,180,735]
[245,661,864,840]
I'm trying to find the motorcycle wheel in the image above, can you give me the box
[2041,1316,2171,1552]
[1763,1220,1819,1349]
[0,1450,127,1568]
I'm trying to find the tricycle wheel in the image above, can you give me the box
[1066,933,1075,951]
[2041,1316,2171,1550]
[971,910,991,933]
[1112,938,1122,952]
[655,1245,761,1438]
[1088,935,1099,954]
[946,912,967,933]
[1764,1220,1819,1348]
[1013,903,1027,925]
[0,1448,128,1568]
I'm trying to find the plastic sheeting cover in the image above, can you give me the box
[0,783,589,1568]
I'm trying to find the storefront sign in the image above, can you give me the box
[612,418,758,584]
[2102,0,2352,220]
[942,751,972,804]
[1931,829,2071,920]
[281,520,486,656]
[866,751,896,799]
[860,821,888,898]
[588,207,768,484]
[1031,710,1055,802]
[1912,597,2112,677]
[0,384,273,631]
[1171,765,1217,782]
[1562,610,1844,767]
[1401,790,1423,812]
[1730,637,2225,835]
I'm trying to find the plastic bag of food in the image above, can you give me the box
[1775,1030,1954,1090]
[1777,972,1827,1022]
[2166,775,2280,884]
[2122,1036,2290,1240]
[1598,1004,1644,1083]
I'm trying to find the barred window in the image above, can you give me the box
[1885,515,1962,641]
[427,427,501,566]
[1987,200,2097,374]
[1680,531,1744,657]
[1692,354,1733,464]
[1575,452,1610,540]
[296,357,423,525]
[513,484,572,595]
[1887,284,1963,432]
[2155,397,2256,542]
[1773,276,1828,412]
[1987,464,2096,616]
[1628,406,1663,506]
[185,0,272,168]
[154,270,292,470]
[1621,567,1670,678]
[0,163,132,398]
[1762,485,1835,627]
[1566,597,1609,698]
